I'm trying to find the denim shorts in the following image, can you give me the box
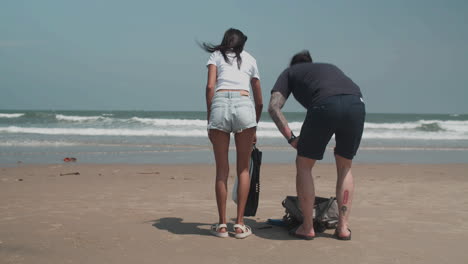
[208,91,257,133]
[297,94,366,160]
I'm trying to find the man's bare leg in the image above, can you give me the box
[335,154,354,238]
[295,155,316,237]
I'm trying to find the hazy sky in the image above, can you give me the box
[2,0,467,113]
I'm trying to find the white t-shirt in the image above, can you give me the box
[206,50,260,92]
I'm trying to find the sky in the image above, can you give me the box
[1,0,468,114]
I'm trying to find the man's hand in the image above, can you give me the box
[289,136,299,149]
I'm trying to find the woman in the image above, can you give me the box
[201,28,263,239]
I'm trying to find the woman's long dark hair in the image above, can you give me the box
[200,28,248,69]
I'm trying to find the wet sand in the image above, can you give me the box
[1,163,467,263]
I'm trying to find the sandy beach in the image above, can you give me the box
[1,162,467,264]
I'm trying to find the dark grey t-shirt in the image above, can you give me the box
[271,62,362,109]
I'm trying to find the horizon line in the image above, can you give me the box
[0,109,466,116]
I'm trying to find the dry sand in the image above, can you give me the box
[1,163,467,264]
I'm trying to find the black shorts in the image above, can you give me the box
[297,94,366,160]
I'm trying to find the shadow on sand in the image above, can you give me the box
[149,217,335,240]
[149,217,212,236]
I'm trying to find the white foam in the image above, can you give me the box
[364,122,419,130]
[258,121,303,130]
[0,126,208,137]
[56,114,111,122]
[0,140,78,147]
[130,117,207,127]
[128,118,300,130]
[436,120,468,132]
[1,125,467,140]
[49,116,468,135]
[364,120,468,132]
[0,113,25,118]
[362,131,467,140]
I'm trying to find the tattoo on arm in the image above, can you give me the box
[268,92,290,137]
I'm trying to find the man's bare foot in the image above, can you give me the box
[289,224,315,240]
[334,226,352,240]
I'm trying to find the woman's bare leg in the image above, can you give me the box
[233,127,256,233]
[210,129,230,233]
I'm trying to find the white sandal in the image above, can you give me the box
[210,223,228,238]
[233,224,252,239]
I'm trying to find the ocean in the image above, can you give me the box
[1,110,467,165]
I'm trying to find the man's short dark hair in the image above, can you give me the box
[290,50,313,66]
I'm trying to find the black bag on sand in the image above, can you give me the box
[244,145,262,216]
[282,196,339,233]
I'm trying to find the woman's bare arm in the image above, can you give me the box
[205,65,217,123]
[250,78,263,123]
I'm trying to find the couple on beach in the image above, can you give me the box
[201,28,365,240]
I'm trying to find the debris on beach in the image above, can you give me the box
[137,172,160,175]
[63,157,77,162]
[59,172,80,176]
[257,225,273,230]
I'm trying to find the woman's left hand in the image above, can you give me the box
[208,129,213,143]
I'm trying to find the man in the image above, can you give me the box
[268,50,365,240]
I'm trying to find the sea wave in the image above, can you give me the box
[15,114,466,135]
[259,121,304,130]
[55,114,112,122]
[1,126,467,140]
[129,118,306,130]
[364,120,468,133]
[130,117,207,126]
[361,131,466,140]
[22,112,57,119]
[0,126,209,137]
[0,113,25,118]
[0,140,78,147]
[124,118,468,133]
